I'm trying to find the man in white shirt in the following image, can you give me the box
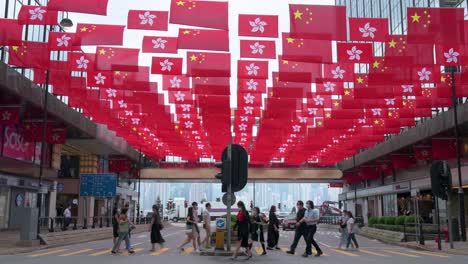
[202,203,212,248]
[64,205,72,230]
[301,201,323,257]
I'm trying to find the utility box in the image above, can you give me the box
[18,207,39,241]
[215,230,225,250]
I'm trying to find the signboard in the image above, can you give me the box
[329,183,344,188]
[216,218,226,230]
[222,193,236,206]
[79,173,117,198]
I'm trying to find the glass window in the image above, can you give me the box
[383,193,397,216]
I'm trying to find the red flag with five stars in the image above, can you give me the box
[238,15,278,38]
[186,52,231,77]
[48,0,109,16]
[282,33,333,63]
[169,0,228,30]
[95,47,140,72]
[7,41,50,69]
[76,23,125,46]
[18,6,58,25]
[0,106,20,125]
[127,10,168,31]
[177,28,229,52]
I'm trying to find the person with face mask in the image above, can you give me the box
[286,201,308,255]
[301,201,323,257]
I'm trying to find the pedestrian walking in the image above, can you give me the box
[337,210,350,249]
[286,201,308,255]
[201,203,212,249]
[56,204,64,228]
[250,207,267,255]
[111,208,135,254]
[192,202,202,252]
[302,201,323,257]
[150,204,165,252]
[267,205,280,250]
[63,205,72,230]
[112,207,120,246]
[346,211,359,250]
[231,201,252,260]
[178,206,198,253]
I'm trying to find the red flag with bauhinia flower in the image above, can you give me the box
[68,52,95,72]
[407,7,465,44]
[0,19,23,45]
[48,32,81,51]
[127,10,168,31]
[349,17,389,42]
[142,36,178,54]
[18,6,58,25]
[432,138,457,160]
[48,0,109,16]
[169,0,228,30]
[289,4,347,40]
[240,40,276,59]
[95,47,140,72]
[8,41,50,69]
[151,57,183,75]
[76,23,125,46]
[46,128,66,144]
[238,60,268,80]
[238,15,278,38]
[178,28,229,52]
[414,145,433,160]
[186,52,231,77]
[0,106,20,125]
[337,43,373,64]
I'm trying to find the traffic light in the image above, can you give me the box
[430,160,452,200]
[214,144,248,193]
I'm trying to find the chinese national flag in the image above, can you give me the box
[18,6,58,25]
[169,0,228,30]
[76,23,125,46]
[113,67,151,91]
[238,60,268,80]
[48,32,81,51]
[414,146,433,160]
[238,15,278,38]
[240,40,276,59]
[151,57,183,75]
[178,29,229,52]
[0,19,23,45]
[337,43,373,63]
[95,47,139,72]
[186,52,230,77]
[127,10,168,31]
[8,42,50,69]
[22,121,53,142]
[407,8,465,44]
[142,36,178,54]
[278,58,322,83]
[349,18,389,42]
[48,0,109,16]
[289,4,347,40]
[385,35,434,65]
[432,138,457,160]
[68,52,95,72]
[0,106,20,125]
[282,33,332,63]
[46,128,66,144]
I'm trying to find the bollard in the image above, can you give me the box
[215,230,225,250]
[83,218,88,229]
[92,217,96,229]
[49,218,54,232]
[99,217,103,228]
[73,219,77,230]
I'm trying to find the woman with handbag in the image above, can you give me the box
[250,207,267,255]
[231,201,252,260]
[111,208,135,255]
[267,205,280,250]
[150,204,165,252]
[178,206,198,253]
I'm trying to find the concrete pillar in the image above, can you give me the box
[47,181,58,218]
[78,196,95,226]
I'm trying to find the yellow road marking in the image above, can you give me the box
[359,249,388,257]
[121,248,144,256]
[312,250,329,256]
[330,249,359,257]
[89,249,111,256]
[59,249,92,256]
[30,248,69,257]
[151,247,170,256]
[181,247,194,255]
[407,250,449,258]
[383,250,419,258]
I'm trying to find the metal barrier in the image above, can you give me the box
[38,216,151,233]
[402,223,441,246]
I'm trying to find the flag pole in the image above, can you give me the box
[137,146,142,224]
[449,66,466,241]
[37,69,50,236]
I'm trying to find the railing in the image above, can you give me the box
[319,216,364,227]
[38,216,152,233]
[402,223,442,245]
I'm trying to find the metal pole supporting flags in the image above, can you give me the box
[137,147,142,224]
[352,155,358,216]
[37,69,50,236]
[226,142,232,252]
[450,67,466,241]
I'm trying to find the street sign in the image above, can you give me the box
[216,218,226,229]
[222,192,236,206]
[79,174,117,198]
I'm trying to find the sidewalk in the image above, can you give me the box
[399,235,468,256]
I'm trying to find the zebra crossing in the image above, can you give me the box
[26,246,451,259]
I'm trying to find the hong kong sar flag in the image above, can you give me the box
[18,6,59,25]
[337,43,373,63]
[349,18,389,42]
[0,106,20,125]
[238,15,279,38]
[151,57,183,75]
[238,60,269,79]
[240,40,276,59]
[127,10,168,31]
[142,36,178,54]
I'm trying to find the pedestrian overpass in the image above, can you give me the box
[140,168,343,182]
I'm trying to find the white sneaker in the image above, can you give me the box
[195,249,201,253]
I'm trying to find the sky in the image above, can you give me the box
[66,0,335,111]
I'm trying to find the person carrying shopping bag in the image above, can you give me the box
[111,208,135,255]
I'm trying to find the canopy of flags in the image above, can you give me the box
[2,0,468,175]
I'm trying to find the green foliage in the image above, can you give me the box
[368,216,379,225]
[385,216,396,225]
[378,216,387,224]
[395,215,407,226]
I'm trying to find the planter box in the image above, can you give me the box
[360,226,405,244]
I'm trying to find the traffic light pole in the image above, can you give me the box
[226,143,232,252]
